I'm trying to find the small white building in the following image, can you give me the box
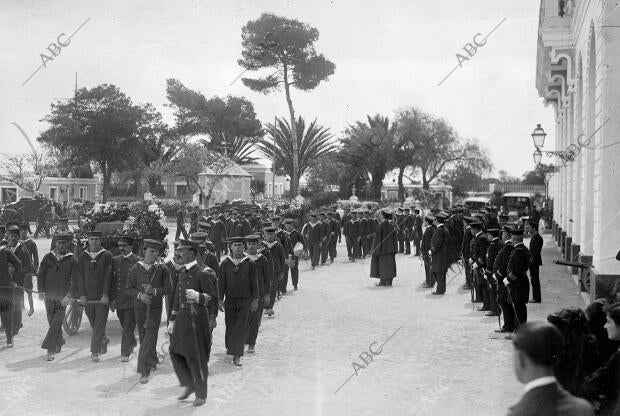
[241,163,289,198]
[198,162,252,205]
[0,177,100,204]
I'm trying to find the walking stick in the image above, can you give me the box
[505,284,521,328]
[189,304,206,383]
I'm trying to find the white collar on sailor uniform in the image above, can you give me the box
[523,376,556,394]
[183,260,198,270]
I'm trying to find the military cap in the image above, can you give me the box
[87,231,102,238]
[528,221,539,228]
[59,217,69,222]
[463,216,475,223]
[244,234,261,243]
[487,228,500,237]
[53,231,73,241]
[261,221,273,227]
[424,215,434,223]
[227,236,246,244]
[381,210,393,220]
[218,214,226,220]
[244,212,252,217]
[271,215,281,221]
[511,228,524,236]
[5,222,20,233]
[117,235,134,245]
[231,209,239,215]
[470,221,483,228]
[499,214,509,219]
[143,239,163,250]
[263,226,277,233]
[20,222,29,230]
[190,232,209,241]
[283,218,294,224]
[309,213,317,218]
[176,239,198,250]
[501,225,514,234]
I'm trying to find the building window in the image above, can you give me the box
[268,184,273,196]
[49,186,58,201]
[79,186,87,201]
[1,187,18,203]
[176,184,188,196]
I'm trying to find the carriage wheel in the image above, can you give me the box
[63,300,83,335]
[0,208,18,225]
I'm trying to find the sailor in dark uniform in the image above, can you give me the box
[429,213,450,295]
[494,226,516,334]
[218,236,258,366]
[244,234,272,353]
[469,221,490,311]
[284,218,304,291]
[0,234,21,347]
[484,229,502,317]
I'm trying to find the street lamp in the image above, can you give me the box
[531,124,547,148]
[533,148,542,165]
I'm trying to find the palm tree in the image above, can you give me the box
[199,135,258,165]
[339,114,396,200]
[257,117,336,192]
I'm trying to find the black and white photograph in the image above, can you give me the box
[1,0,620,415]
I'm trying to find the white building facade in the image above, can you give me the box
[536,0,620,299]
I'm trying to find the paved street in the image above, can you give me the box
[0,231,585,416]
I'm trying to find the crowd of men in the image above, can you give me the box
[2,201,619,414]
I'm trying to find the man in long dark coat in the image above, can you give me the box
[168,239,215,407]
[77,231,112,362]
[470,221,490,310]
[484,229,502,317]
[421,216,436,288]
[504,229,530,331]
[218,236,258,366]
[38,232,76,360]
[429,213,450,295]
[175,205,188,240]
[493,226,516,333]
[370,210,398,287]
[413,209,424,256]
[342,208,353,260]
[244,234,272,353]
[0,240,21,347]
[527,221,543,303]
[111,235,141,361]
[462,217,474,291]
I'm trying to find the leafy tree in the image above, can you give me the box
[339,114,395,200]
[522,163,556,185]
[237,13,336,195]
[412,114,491,189]
[498,169,521,184]
[393,108,426,201]
[166,79,262,164]
[38,84,161,201]
[257,116,336,191]
[0,151,53,193]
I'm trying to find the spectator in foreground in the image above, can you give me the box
[508,321,594,416]
[584,302,620,416]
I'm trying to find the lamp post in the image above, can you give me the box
[533,148,542,165]
[531,124,547,148]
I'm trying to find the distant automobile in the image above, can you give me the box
[463,196,491,211]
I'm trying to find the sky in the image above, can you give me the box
[0,0,555,178]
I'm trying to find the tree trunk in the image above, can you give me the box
[421,167,430,190]
[134,171,143,196]
[283,64,299,197]
[397,166,405,202]
[101,163,111,202]
[370,170,384,201]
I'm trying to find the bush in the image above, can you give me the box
[155,198,182,218]
[309,191,340,209]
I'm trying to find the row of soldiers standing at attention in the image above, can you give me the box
[415,203,543,338]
